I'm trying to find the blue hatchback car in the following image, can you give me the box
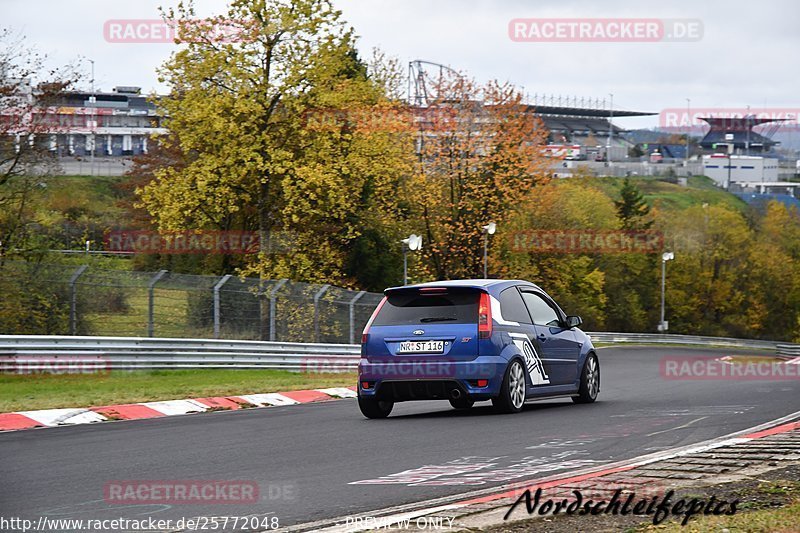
[357,279,599,418]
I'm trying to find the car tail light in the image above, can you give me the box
[478,292,492,339]
[477,379,488,388]
[361,296,387,344]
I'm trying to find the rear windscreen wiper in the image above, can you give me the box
[419,317,457,322]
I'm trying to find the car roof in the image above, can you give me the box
[385,279,542,295]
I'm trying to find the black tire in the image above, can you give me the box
[358,395,394,419]
[449,397,474,409]
[572,353,599,404]
[492,359,526,414]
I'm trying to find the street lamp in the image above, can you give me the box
[685,98,691,169]
[659,251,674,332]
[607,93,613,166]
[746,104,751,156]
[88,59,96,176]
[481,222,496,279]
[401,234,422,285]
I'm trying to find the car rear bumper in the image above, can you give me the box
[358,357,506,401]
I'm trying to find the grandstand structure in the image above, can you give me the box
[407,60,655,158]
[698,115,786,154]
[525,100,654,146]
[1,80,166,158]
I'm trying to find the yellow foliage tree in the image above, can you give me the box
[137,0,414,285]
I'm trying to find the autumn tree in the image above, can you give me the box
[745,201,800,341]
[0,28,79,261]
[500,180,616,328]
[0,29,82,334]
[138,0,414,287]
[408,74,551,280]
[660,203,755,336]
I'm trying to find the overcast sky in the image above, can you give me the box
[3,0,799,131]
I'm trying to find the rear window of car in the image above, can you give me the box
[372,291,479,326]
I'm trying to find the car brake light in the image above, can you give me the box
[478,292,492,339]
[361,296,387,344]
[419,287,448,294]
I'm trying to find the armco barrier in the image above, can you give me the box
[777,344,800,358]
[0,336,360,372]
[585,332,779,351]
[0,334,796,372]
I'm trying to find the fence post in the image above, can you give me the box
[313,284,331,343]
[213,274,233,339]
[68,265,88,335]
[349,290,367,345]
[147,270,168,337]
[269,279,288,342]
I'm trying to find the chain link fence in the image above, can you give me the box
[0,261,383,343]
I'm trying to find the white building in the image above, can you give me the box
[702,154,779,187]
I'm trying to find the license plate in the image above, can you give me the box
[397,340,445,354]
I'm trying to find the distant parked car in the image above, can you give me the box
[357,280,599,418]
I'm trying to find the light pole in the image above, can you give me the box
[725,140,734,190]
[607,93,613,166]
[401,234,422,285]
[685,98,691,169]
[481,222,496,279]
[746,104,751,156]
[659,252,674,332]
[89,59,96,176]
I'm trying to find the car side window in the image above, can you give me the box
[499,287,532,324]
[520,291,561,327]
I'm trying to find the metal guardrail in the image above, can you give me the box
[0,335,361,371]
[0,333,797,372]
[585,332,780,351]
[777,344,800,358]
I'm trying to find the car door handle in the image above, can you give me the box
[537,334,547,341]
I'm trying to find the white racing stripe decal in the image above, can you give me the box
[509,333,550,385]
[489,295,519,326]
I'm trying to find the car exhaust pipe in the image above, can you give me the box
[450,388,461,400]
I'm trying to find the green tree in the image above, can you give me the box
[614,178,653,230]
[601,179,659,331]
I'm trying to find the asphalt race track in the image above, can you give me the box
[1,346,798,528]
